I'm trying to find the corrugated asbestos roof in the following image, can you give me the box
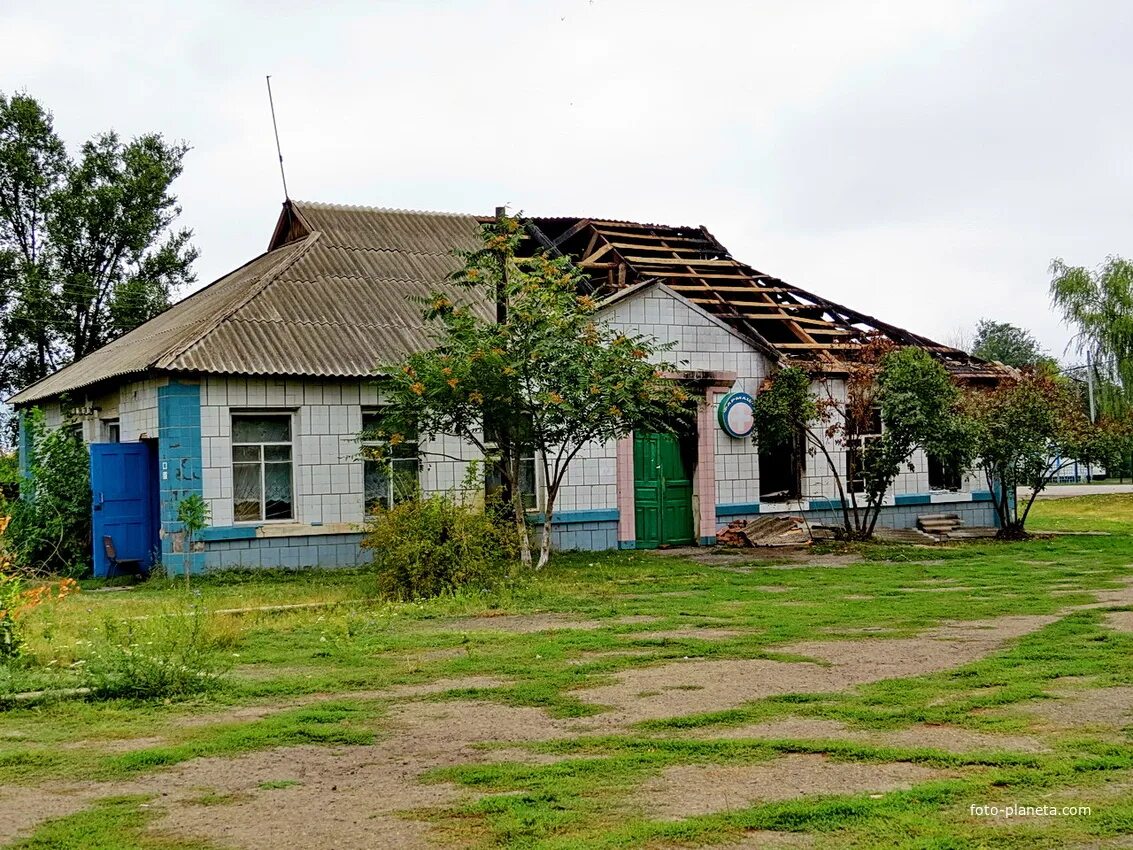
[9,201,488,404]
[10,199,1000,405]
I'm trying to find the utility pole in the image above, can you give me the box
[1086,349,1097,423]
[495,205,507,325]
[1086,350,1096,483]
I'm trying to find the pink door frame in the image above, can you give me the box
[616,373,737,548]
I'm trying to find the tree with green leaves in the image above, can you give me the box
[753,343,974,540]
[4,407,91,575]
[0,92,196,399]
[1050,256,1133,415]
[961,368,1130,539]
[971,319,1053,369]
[374,213,693,568]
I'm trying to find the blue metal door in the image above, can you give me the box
[91,442,155,577]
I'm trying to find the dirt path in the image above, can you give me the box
[573,613,1062,725]
[635,755,949,820]
[6,579,1133,849]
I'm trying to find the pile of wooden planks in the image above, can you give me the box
[717,516,813,548]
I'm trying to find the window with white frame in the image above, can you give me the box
[102,419,120,443]
[361,411,420,512]
[845,406,883,494]
[232,414,294,521]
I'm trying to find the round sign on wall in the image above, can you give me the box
[718,392,755,438]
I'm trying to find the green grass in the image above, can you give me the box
[4,494,1133,848]
[7,796,219,850]
[1029,491,1133,533]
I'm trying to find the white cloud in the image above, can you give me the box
[2,0,1128,362]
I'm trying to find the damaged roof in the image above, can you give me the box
[9,200,996,405]
[523,216,999,379]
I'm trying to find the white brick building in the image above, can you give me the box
[10,202,1002,575]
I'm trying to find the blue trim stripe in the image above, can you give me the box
[895,494,932,506]
[806,498,842,511]
[533,508,619,525]
[199,525,259,542]
[717,491,995,519]
[699,536,717,546]
[618,540,636,550]
[716,502,761,518]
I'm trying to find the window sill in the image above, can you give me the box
[200,522,361,542]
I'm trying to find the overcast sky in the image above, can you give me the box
[3,0,1129,363]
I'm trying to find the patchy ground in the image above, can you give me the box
[5,495,1133,848]
[635,755,950,819]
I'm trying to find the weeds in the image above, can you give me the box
[81,606,232,700]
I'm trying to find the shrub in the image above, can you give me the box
[362,494,518,600]
[5,409,92,576]
[81,607,230,700]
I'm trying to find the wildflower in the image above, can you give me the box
[410,382,426,396]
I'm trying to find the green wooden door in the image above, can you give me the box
[634,432,694,548]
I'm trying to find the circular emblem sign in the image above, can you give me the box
[718,392,755,439]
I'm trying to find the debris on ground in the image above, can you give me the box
[717,516,813,548]
[716,512,999,547]
[916,512,999,541]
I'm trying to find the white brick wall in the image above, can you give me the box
[36,378,164,444]
[592,285,974,509]
[599,286,771,509]
[22,283,983,531]
[196,376,481,528]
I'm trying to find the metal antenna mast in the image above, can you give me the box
[266,75,289,200]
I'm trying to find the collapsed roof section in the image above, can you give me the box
[522,216,1002,380]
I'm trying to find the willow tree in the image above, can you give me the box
[375,214,692,568]
[1050,256,1133,416]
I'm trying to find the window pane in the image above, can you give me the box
[519,456,537,510]
[233,445,260,463]
[233,463,262,521]
[390,438,418,460]
[391,458,419,504]
[485,455,537,510]
[263,462,293,520]
[264,445,291,462]
[365,460,390,512]
[233,415,290,444]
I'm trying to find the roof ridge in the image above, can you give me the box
[292,199,480,219]
[155,232,322,368]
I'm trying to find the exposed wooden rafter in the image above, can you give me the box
[523,216,1006,379]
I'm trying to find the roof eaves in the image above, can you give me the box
[156,231,321,370]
